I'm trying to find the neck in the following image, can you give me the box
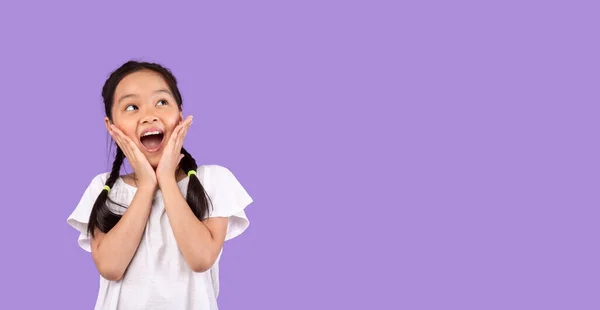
[127,167,187,183]
[175,167,187,182]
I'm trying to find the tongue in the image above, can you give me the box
[141,135,162,149]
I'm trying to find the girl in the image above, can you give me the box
[67,60,253,310]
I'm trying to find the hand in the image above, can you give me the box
[156,115,193,185]
[108,124,158,191]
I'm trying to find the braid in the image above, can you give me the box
[107,147,125,188]
[180,147,212,220]
[87,147,126,237]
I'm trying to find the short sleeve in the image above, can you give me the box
[66,173,108,252]
[206,165,254,241]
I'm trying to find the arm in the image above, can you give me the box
[160,178,228,273]
[90,186,155,281]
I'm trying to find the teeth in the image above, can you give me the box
[142,131,162,137]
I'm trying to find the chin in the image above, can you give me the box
[149,159,160,169]
[142,154,160,170]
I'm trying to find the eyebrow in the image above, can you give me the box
[117,89,173,104]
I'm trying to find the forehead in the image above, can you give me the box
[114,69,170,97]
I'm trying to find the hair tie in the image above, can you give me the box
[188,170,197,177]
[102,185,111,193]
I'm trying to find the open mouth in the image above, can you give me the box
[139,129,165,152]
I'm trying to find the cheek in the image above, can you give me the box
[165,115,181,131]
[112,118,138,141]
[119,126,138,141]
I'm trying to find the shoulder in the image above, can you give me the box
[199,164,253,237]
[201,164,251,193]
[89,171,111,188]
[197,164,249,194]
[200,164,234,177]
[198,165,240,186]
[76,171,115,196]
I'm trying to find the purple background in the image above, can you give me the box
[0,0,598,309]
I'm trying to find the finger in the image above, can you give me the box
[108,127,118,143]
[111,125,135,159]
[177,120,191,149]
[115,127,139,157]
[183,115,193,127]
[170,123,184,145]
[114,134,132,161]
[174,119,189,148]
[179,121,190,138]
[167,116,192,149]
[176,116,192,132]
[181,117,192,135]
[109,127,126,154]
[122,134,140,155]
[110,126,130,156]
[108,130,124,155]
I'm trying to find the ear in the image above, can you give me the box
[179,111,183,124]
[104,117,112,132]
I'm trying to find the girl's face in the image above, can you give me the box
[105,69,183,168]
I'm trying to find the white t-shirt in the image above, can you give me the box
[67,164,253,310]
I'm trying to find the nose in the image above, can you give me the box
[140,113,158,124]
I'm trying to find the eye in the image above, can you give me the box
[157,99,168,106]
[125,104,138,111]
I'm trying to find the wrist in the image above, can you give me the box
[137,183,157,195]
[157,174,177,186]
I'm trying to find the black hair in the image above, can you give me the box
[87,60,212,237]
